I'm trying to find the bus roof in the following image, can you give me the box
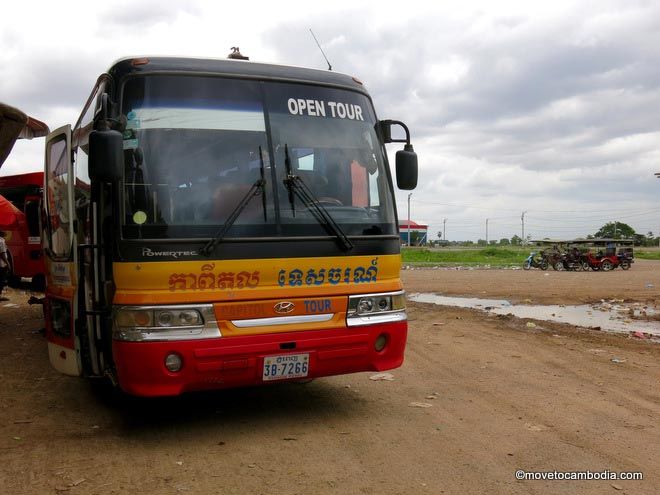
[0,171,44,188]
[107,57,369,94]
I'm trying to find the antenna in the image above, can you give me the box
[309,29,332,71]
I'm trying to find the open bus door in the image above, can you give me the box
[43,125,81,376]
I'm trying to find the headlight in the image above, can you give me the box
[346,291,407,327]
[113,305,219,341]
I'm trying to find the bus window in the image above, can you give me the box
[46,136,71,257]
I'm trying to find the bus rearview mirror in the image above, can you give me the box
[89,129,123,182]
[396,145,418,190]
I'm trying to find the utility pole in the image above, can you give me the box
[443,218,447,243]
[521,211,527,245]
[407,193,412,246]
[656,173,660,246]
[486,218,489,244]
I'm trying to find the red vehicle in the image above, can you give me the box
[0,172,45,288]
[584,250,623,271]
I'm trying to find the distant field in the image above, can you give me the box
[401,247,527,266]
[402,246,660,266]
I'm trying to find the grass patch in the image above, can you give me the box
[402,246,660,265]
[402,247,529,267]
[635,249,660,260]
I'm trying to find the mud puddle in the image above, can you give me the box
[408,293,660,338]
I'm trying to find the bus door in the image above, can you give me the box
[44,125,81,376]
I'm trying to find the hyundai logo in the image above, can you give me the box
[274,301,295,314]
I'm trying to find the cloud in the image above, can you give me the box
[2,1,659,239]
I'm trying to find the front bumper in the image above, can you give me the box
[112,320,407,397]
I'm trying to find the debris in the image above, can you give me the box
[526,322,537,328]
[409,402,433,408]
[175,461,183,466]
[369,373,395,381]
[12,436,21,441]
[13,420,33,424]
[248,464,257,469]
[282,437,297,441]
[524,423,546,432]
[3,303,19,308]
[611,358,626,364]
[69,479,86,487]
[632,331,649,340]
[523,299,533,304]
[432,322,446,326]
[645,283,654,289]
[611,484,623,491]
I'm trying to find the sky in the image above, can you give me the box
[2,0,659,242]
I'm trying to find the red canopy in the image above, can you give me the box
[0,194,23,227]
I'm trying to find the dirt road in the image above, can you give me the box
[1,263,658,494]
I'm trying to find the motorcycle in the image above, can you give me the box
[523,251,549,270]
[617,251,634,270]
[584,251,620,271]
[559,248,590,271]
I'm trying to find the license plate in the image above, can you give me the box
[262,353,310,381]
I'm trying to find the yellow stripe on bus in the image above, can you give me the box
[113,254,401,305]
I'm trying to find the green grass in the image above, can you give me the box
[401,247,529,267]
[402,246,660,266]
[635,249,660,260]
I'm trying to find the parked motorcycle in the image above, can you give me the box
[584,251,620,271]
[523,251,549,270]
[617,251,634,270]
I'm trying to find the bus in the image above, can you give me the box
[0,171,45,288]
[43,55,418,396]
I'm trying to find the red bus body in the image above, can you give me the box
[0,172,45,283]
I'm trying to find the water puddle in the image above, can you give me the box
[408,293,660,338]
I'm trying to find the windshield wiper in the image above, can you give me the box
[200,147,269,256]
[283,144,354,252]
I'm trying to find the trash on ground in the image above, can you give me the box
[526,322,537,328]
[611,358,626,364]
[409,402,433,408]
[369,373,395,381]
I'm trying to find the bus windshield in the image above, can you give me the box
[120,75,396,240]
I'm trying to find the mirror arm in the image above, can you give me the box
[380,119,412,146]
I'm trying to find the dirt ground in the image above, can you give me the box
[1,262,659,495]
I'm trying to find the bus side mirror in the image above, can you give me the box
[88,129,123,182]
[396,145,418,190]
[377,120,418,190]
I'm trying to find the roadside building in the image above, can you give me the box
[399,220,427,246]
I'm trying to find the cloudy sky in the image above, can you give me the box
[2,0,659,241]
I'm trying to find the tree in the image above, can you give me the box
[594,222,635,239]
[510,235,522,246]
[499,238,510,245]
[410,231,422,246]
[477,239,487,246]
